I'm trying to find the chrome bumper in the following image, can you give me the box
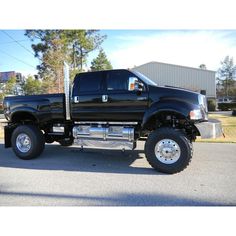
[195,119,223,139]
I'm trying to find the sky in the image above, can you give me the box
[1,30,236,76]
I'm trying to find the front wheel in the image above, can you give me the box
[11,125,45,160]
[145,128,192,174]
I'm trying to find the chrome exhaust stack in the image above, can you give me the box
[63,62,71,121]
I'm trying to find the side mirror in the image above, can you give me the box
[128,77,144,91]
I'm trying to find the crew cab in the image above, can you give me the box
[3,65,223,174]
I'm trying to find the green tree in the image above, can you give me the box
[23,76,42,95]
[0,83,5,100]
[64,30,106,71]
[4,76,16,94]
[25,30,67,93]
[25,30,106,93]
[217,56,236,97]
[69,68,82,82]
[0,91,4,100]
[90,49,113,71]
[40,76,54,94]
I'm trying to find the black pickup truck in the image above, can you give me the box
[3,67,222,173]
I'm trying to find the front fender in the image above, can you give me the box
[142,100,198,128]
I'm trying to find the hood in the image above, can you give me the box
[148,85,200,106]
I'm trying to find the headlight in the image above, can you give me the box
[190,108,208,121]
[190,109,203,120]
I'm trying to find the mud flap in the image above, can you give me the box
[4,124,15,148]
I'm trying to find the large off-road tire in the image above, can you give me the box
[11,125,45,160]
[144,128,192,174]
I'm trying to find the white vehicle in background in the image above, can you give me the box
[217,97,233,103]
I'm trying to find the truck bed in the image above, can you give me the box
[4,93,66,123]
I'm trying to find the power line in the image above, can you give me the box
[0,39,29,45]
[1,30,35,56]
[0,48,36,69]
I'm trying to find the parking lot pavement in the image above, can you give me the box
[0,140,235,206]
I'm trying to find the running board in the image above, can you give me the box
[73,139,136,150]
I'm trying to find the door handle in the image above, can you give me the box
[102,95,108,102]
[74,96,79,103]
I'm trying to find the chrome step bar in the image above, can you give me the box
[74,121,138,125]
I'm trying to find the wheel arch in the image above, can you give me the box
[5,110,39,148]
[11,109,38,124]
[142,100,193,130]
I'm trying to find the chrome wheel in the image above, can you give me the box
[16,133,31,153]
[154,139,181,164]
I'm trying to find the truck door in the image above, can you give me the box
[102,70,149,121]
[71,71,106,121]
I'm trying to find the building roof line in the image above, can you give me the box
[134,61,216,73]
[0,71,17,73]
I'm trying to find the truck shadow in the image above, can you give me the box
[0,143,165,175]
[0,190,230,206]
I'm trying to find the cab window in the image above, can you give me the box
[78,72,103,93]
[106,70,132,91]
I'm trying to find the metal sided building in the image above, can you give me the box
[133,61,216,99]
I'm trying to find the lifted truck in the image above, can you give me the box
[3,64,222,174]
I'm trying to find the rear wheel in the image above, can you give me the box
[11,125,45,160]
[145,128,192,174]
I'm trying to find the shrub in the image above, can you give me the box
[207,99,216,111]
[218,102,236,111]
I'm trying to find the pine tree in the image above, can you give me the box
[25,30,106,93]
[90,49,113,71]
[217,56,236,97]
[64,30,106,71]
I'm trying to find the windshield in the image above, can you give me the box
[131,70,157,86]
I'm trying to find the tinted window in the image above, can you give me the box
[106,70,134,91]
[78,72,102,93]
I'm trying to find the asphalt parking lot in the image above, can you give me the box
[0,140,236,206]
